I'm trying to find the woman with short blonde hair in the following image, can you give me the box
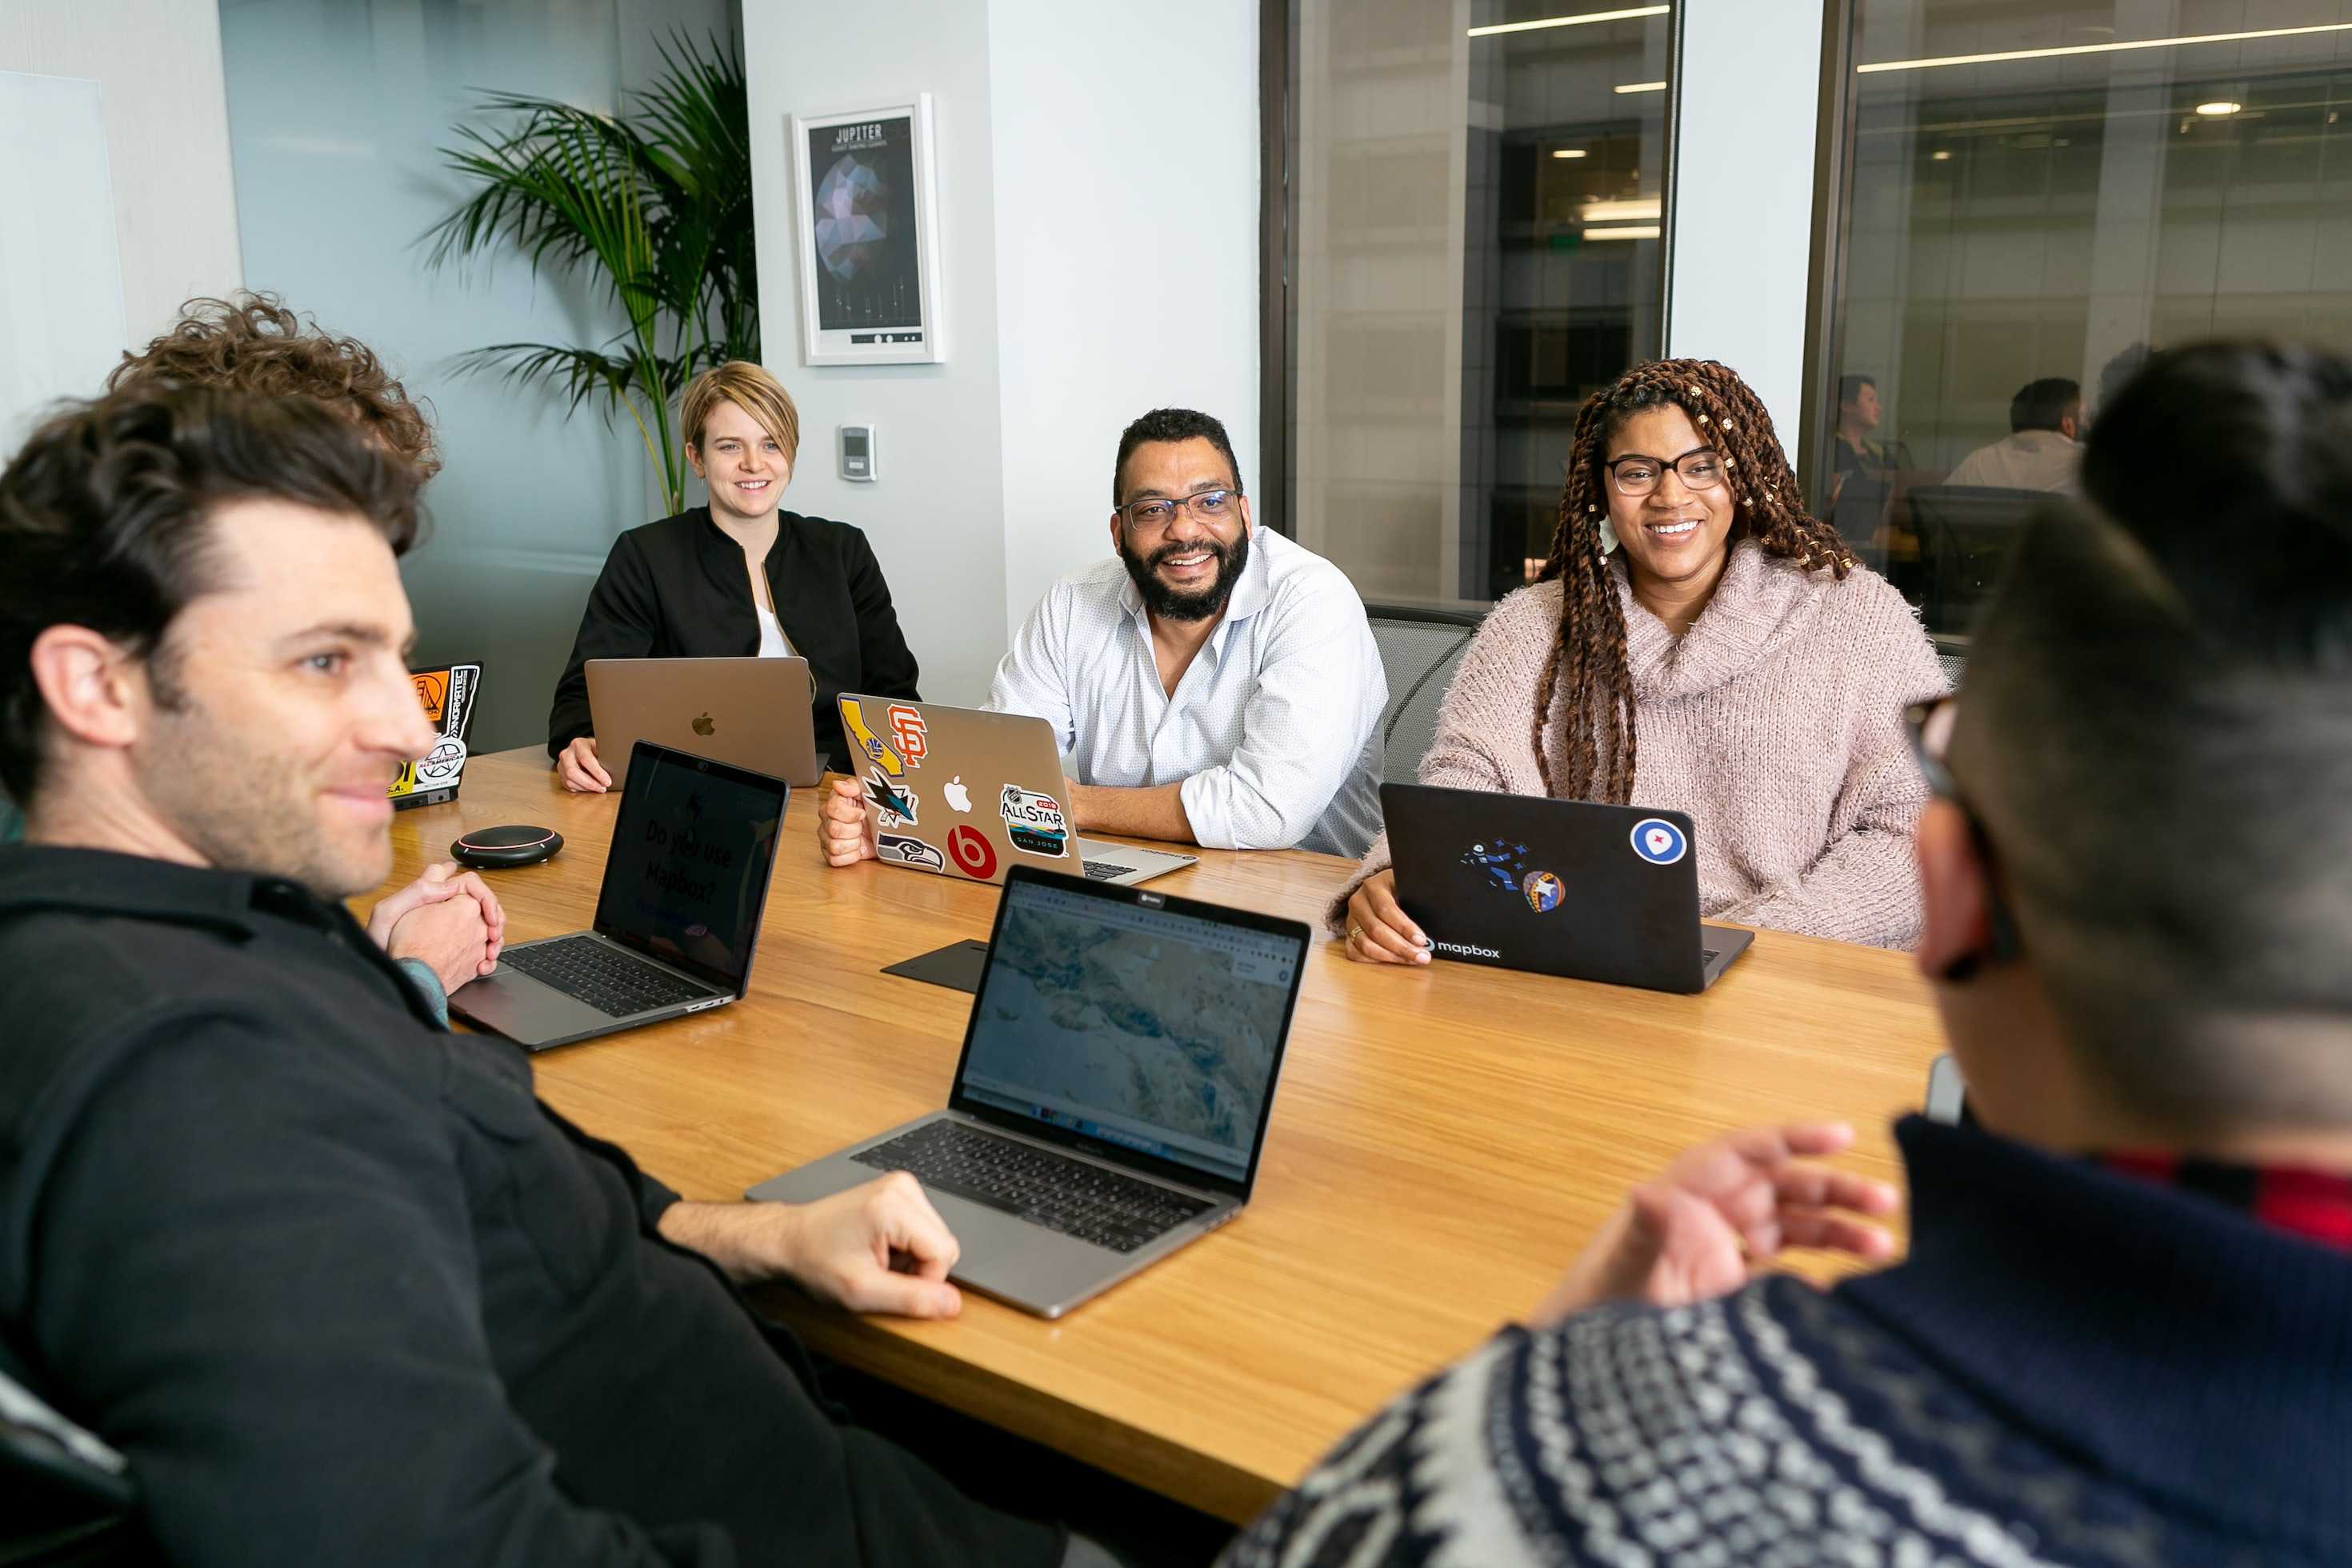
[549,360,919,787]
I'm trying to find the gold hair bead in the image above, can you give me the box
[1724,420,1737,433]
[1696,412,1709,424]
[1842,555,1857,570]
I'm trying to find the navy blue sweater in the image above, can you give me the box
[1227,1117,2352,1565]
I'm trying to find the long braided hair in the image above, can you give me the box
[1530,358,1855,802]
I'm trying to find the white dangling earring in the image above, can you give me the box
[1598,517,1620,555]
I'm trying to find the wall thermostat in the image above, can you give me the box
[838,425,877,482]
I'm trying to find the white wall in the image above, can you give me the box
[1666,0,1823,451]
[0,2,242,355]
[744,0,1260,703]
[987,0,1260,645]
[745,0,1009,706]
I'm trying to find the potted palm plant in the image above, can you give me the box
[422,30,757,515]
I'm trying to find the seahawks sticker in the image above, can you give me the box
[1630,817,1688,866]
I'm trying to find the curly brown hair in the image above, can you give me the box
[108,294,439,481]
[1530,358,1855,803]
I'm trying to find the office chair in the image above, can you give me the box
[1,1366,145,1566]
[1366,605,1486,784]
[1907,485,2048,634]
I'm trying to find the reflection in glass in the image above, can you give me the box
[1819,0,2352,638]
[1290,0,1671,609]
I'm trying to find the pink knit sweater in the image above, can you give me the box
[1339,542,1950,949]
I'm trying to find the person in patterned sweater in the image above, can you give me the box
[1227,341,2352,1567]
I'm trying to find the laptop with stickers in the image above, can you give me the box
[390,660,482,811]
[1380,782,1754,993]
[587,656,822,789]
[749,866,1309,1318]
[836,694,1196,887]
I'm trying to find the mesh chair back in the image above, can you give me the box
[1367,609,1484,785]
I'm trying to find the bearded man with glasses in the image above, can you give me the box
[819,406,1386,863]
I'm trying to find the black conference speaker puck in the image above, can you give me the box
[450,824,564,870]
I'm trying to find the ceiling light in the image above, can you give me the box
[1551,148,1590,158]
[1614,80,1668,94]
[1930,149,1953,160]
[1582,225,1661,240]
[1858,21,2352,74]
[1581,198,1662,222]
[1468,4,1669,38]
[2195,100,2242,116]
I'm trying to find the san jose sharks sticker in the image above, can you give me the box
[1630,817,1687,866]
[865,767,918,829]
[878,833,945,871]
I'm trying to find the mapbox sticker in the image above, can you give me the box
[1630,818,1688,866]
[865,768,918,829]
[998,785,1069,858]
[886,704,928,767]
[946,825,998,879]
[878,833,945,871]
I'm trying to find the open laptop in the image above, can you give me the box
[838,694,1196,886]
[1382,782,1754,994]
[389,660,482,811]
[449,742,787,1050]
[750,866,1308,1317]
[588,656,822,788]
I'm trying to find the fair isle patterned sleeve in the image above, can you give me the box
[1220,1278,2184,1568]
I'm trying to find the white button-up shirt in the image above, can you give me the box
[987,526,1386,858]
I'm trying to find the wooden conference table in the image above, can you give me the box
[370,748,1946,1525]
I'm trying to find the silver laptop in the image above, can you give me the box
[838,694,1196,886]
[751,867,1309,1316]
[449,742,786,1050]
[588,656,822,788]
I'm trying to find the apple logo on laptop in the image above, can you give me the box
[942,776,971,813]
[691,712,715,737]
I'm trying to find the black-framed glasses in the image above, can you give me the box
[1906,695,2022,974]
[1605,449,1726,498]
[1118,489,1242,532]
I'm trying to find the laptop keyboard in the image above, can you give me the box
[852,1121,1213,1254]
[1080,860,1127,881]
[1702,948,1720,965]
[500,935,714,1018]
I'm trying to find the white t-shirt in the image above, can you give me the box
[754,602,794,658]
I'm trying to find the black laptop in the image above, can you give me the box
[450,742,787,1050]
[1381,782,1754,993]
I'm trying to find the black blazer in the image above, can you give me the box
[548,507,921,774]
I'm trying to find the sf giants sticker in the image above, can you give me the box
[1630,818,1688,866]
[878,833,946,872]
[886,704,928,766]
[946,825,998,879]
[839,698,905,778]
[864,768,918,829]
[998,784,1069,858]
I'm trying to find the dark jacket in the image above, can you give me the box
[549,508,921,774]
[0,846,1059,1568]
[1230,1116,2352,1566]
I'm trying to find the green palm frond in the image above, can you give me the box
[421,32,756,513]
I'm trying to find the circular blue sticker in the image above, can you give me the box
[1630,818,1687,866]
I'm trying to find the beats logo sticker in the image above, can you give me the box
[946,825,998,879]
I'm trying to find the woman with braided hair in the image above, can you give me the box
[1338,358,1946,958]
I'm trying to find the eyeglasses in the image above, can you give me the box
[1605,449,1726,498]
[1118,489,1242,532]
[1906,695,2022,975]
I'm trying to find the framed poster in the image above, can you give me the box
[790,96,944,366]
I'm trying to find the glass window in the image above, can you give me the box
[1286,0,1674,610]
[1818,0,2352,639]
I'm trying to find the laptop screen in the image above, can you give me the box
[955,877,1303,1189]
[594,746,786,990]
